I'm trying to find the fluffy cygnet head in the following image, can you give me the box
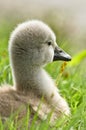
[9,20,57,67]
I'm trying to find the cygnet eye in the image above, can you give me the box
[47,41,52,46]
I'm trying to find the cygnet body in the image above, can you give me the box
[0,20,71,122]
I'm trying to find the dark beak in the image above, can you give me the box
[53,46,72,61]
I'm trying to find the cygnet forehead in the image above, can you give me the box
[10,20,56,46]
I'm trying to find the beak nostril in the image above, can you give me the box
[59,50,63,53]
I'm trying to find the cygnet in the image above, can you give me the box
[0,20,71,123]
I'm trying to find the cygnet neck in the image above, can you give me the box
[12,60,43,93]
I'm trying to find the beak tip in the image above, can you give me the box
[66,55,72,61]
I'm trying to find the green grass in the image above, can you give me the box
[0,20,86,130]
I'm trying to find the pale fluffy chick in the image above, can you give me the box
[0,20,71,123]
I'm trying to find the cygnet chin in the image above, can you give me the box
[0,20,71,124]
